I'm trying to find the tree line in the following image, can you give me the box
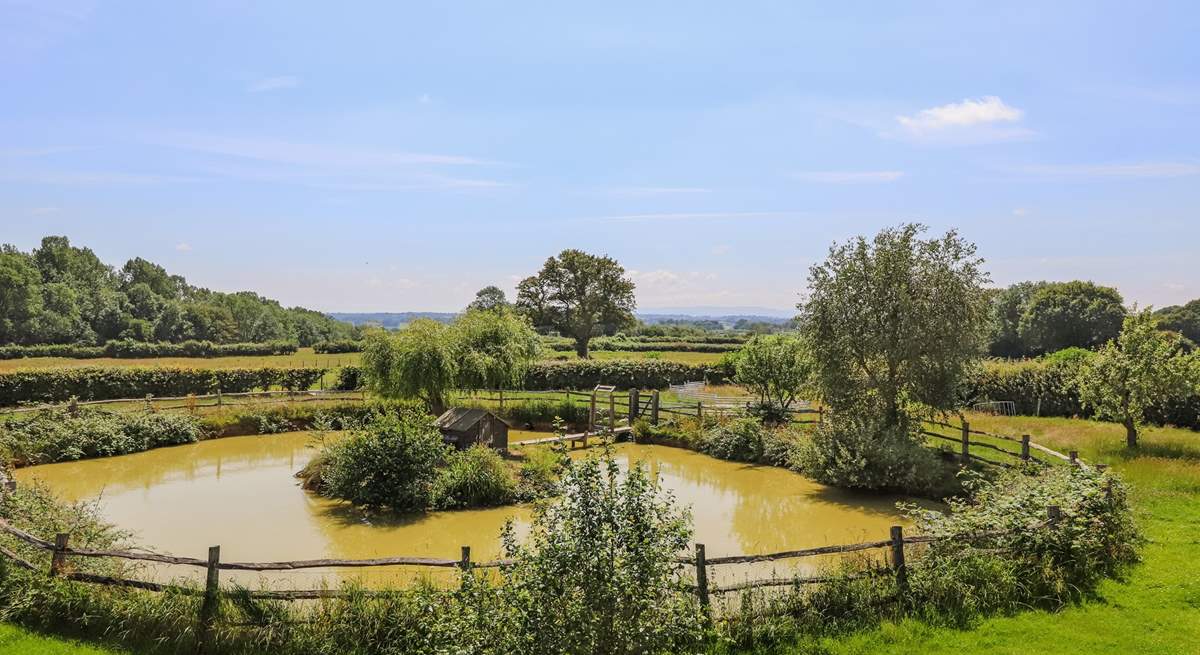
[0,236,358,347]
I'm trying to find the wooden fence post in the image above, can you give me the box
[49,533,70,577]
[960,420,971,463]
[1020,434,1030,462]
[197,545,220,655]
[890,526,908,597]
[697,401,704,422]
[818,405,824,425]
[1047,505,1061,527]
[460,546,471,571]
[216,388,223,406]
[628,389,639,422]
[694,543,710,610]
[1069,450,1079,467]
[609,394,616,432]
[145,394,154,412]
[589,392,597,435]
[498,390,504,412]
[650,390,660,425]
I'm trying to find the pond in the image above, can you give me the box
[14,431,920,589]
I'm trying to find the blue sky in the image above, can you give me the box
[2,1,1198,312]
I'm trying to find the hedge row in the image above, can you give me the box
[0,340,298,360]
[963,360,1200,430]
[544,340,741,353]
[332,359,731,393]
[0,367,327,406]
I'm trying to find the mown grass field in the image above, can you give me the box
[769,413,1200,655]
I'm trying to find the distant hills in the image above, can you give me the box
[329,308,794,329]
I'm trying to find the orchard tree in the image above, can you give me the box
[1075,310,1198,448]
[1018,281,1125,355]
[515,249,636,358]
[732,333,815,421]
[467,285,510,312]
[800,223,991,425]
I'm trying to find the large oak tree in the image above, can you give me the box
[515,249,636,358]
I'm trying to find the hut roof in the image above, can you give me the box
[433,408,507,432]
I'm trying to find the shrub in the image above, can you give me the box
[0,340,298,360]
[312,340,364,354]
[701,417,768,462]
[433,445,517,509]
[0,407,202,465]
[504,398,587,427]
[496,453,704,655]
[797,412,947,495]
[311,410,449,511]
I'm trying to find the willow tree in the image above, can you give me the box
[360,310,541,415]
[800,223,991,425]
[1076,310,1198,448]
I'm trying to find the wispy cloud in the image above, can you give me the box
[890,96,1032,144]
[1012,207,1028,217]
[591,211,800,223]
[148,132,492,167]
[247,75,301,93]
[608,186,712,197]
[175,242,192,252]
[790,170,904,184]
[0,170,201,186]
[1019,162,1200,179]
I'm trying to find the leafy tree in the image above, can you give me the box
[800,223,991,426]
[361,321,459,414]
[452,308,541,392]
[987,281,1047,357]
[515,249,637,358]
[1075,310,1199,448]
[467,285,510,312]
[498,452,702,655]
[0,249,43,344]
[1156,300,1200,345]
[732,333,815,420]
[1018,281,1125,355]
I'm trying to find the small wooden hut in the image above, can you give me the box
[433,408,509,451]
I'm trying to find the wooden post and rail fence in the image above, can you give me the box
[0,501,1072,652]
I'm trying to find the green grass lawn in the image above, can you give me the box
[0,347,361,372]
[0,624,125,655]
[768,413,1200,655]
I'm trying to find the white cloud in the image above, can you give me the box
[889,96,1032,144]
[790,170,904,184]
[897,96,1023,133]
[1012,207,1028,217]
[175,242,192,252]
[1019,162,1200,179]
[627,269,737,306]
[247,75,301,93]
[418,94,432,104]
[592,211,800,223]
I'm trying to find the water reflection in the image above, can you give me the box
[15,432,919,588]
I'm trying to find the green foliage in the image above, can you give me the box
[0,236,357,347]
[515,249,637,358]
[452,308,541,391]
[502,397,588,427]
[987,281,1047,357]
[1018,281,1126,355]
[732,333,814,420]
[496,453,704,655]
[0,366,327,405]
[524,358,729,389]
[801,224,990,425]
[311,410,449,511]
[432,445,518,509]
[0,407,201,465]
[1155,298,1200,344]
[466,285,510,312]
[701,417,770,462]
[312,339,363,354]
[1075,310,1199,446]
[798,412,948,494]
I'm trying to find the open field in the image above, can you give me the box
[0,347,361,372]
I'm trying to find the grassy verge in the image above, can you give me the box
[760,412,1200,655]
[0,624,126,655]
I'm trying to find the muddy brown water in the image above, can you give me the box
[14,431,922,590]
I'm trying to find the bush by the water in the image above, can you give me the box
[797,412,948,495]
[0,407,202,465]
[433,445,517,509]
[0,366,327,405]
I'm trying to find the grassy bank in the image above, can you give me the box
[761,412,1200,655]
[0,624,125,655]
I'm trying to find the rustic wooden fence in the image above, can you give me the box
[0,508,1064,650]
[2,389,367,415]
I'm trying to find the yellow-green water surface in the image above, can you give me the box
[15,431,916,588]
